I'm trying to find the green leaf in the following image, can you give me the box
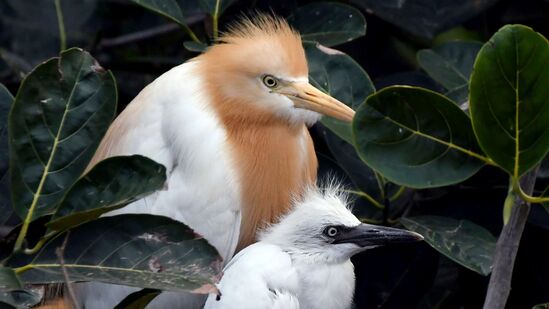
[320,127,384,206]
[353,86,485,188]
[533,303,549,309]
[9,48,117,222]
[289,2,366,47]
[183,41,208,53]
[401,216,496,276]
[16,214,222,294]
[114,288,161,309]
[130,0,187,28]
[305,43,374,144]
[0,84,17,231]
[0,289,41,309]
[47,155,167,231]
[417,41,482,106]
[0,267,41,308]
[469,25,549,177]
[0,267,21,290]
[348,0,497,39]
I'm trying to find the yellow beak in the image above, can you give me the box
[278,82,355,122]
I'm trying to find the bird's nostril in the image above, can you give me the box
[369,229,380,234]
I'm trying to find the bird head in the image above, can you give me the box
[197,14,355,126]
[259,185,423,264]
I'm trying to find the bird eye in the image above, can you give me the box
[262,75,278,88]
[325,226,339,237]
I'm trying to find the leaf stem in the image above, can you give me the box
[13,222,30,253]
[212,0,221,40]
[181,24,201,44]
[360,217,383,224]
[23,232,57,255]
[374,172,386,201]
[513,177,549,203]
[345,190,384,209]
[54,0,66,51]
[389,185,406,202]
[14,264,33,274]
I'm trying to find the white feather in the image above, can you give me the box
[75,61,242,309]
[204,243,300,309]
[204,186,358,309]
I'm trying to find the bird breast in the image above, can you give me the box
[296,261,356,309]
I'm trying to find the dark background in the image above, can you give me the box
[1,0,548,308]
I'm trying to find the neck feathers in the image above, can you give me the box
[227,120,317,250]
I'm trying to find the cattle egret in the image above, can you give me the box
[74,14,355,308]
[204,185,423,309]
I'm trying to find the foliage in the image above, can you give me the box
[1,0,548,308]
[0,49,222,307]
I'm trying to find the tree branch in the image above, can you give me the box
[483,167,538,309]
[56,232,77,309]
[98,13,206,49]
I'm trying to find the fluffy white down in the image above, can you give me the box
[75,61,242,309]
[205,186,358,309]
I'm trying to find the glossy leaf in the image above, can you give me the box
[469,25,549,177]
[0,290,41,309]
[0,84,17,231]
[0,267,41,308]
[401,216,496,275]
[348,0,498,39]
[9,48,117,222]
[320,127,383,205]
[289,2,366,47]
[130,0,187,28]
[47,155,167,231]
[533,303,549,309]
[417,41,482,106]
[114,288,161,309]
[0,267,20,290]
[305,43,374,144]
[353,86,485,188]
[17,214,222,294]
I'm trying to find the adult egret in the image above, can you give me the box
[74,14,355,308]
[204,185,423,309]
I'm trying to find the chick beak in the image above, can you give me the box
[333,224,424,247]
[277,82,355,122]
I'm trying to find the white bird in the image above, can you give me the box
[204,185,424,309]
[73,15,355,308]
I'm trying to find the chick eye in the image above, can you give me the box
[262,75,278,88]
[325,226,339,237]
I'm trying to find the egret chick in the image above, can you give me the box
[204,186,423,309]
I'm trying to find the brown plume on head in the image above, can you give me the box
[198,13,308,78]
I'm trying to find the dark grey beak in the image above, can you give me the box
[333,224,423,247]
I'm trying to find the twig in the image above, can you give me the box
[483,167,538,309]
[98,14,206,49]
[56,232,77,309]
